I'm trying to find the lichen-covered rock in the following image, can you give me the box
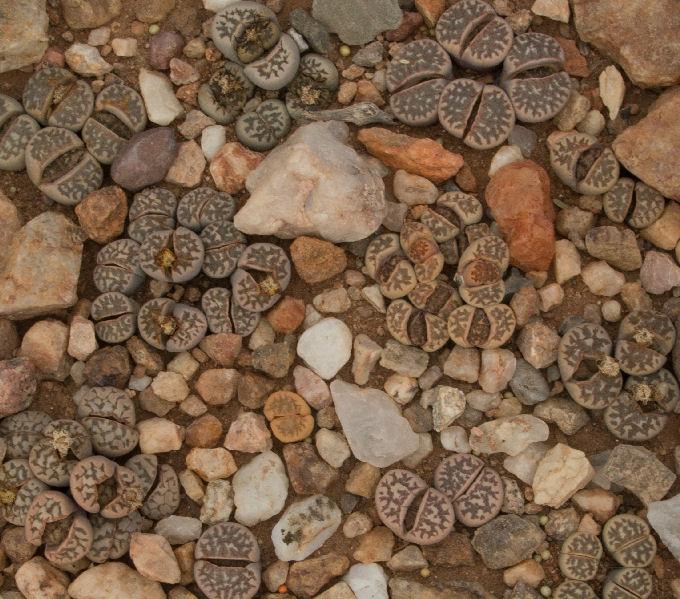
[0,0,49,73]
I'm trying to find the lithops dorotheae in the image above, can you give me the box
[22,67,93,131]
[69,455,143,518]
[436,0,513,71]
[553,580,597,599]
[603,392,667,442]
[386,39,453,93]
[0,411,52,459]
[201,287,260,336]
[138,297,208,352]
[447,303,515,349]
[81,83,147,164]
[375,469,455,544]
[557,322,622,409]
[558,532,603,581]
[433,453,504,527]
[390,79,449,127]
[420,191,483,243]
[198,62,256,125]
[602,568,653,599]
[615,310,675,376]
[211,1,280,63]
[201,219,247,279]
[624,368,680,413]
[500,32,571,123]
[24,490,93,566]
[194,522,261,599]
[286,53,339,116]
[128,187,177,243]
[408,280,461,320]
[230,243,291,312]
[400,221,444,283]
[243,33,300,91]
[0,93,40,171]
[87,510,142,562]
[365,233,418,299]
[28,419,93,487]
[548,131,620,195]
[177,187,236,232]
[263,391,314,443]
[603,179,665,229]
[0,459,48,526]
[24,126,103,205]
[127,455,181,521]
[75,386,138,458]
[602,514,656,568]
[438,79,515,150]
[386,299,448,352]
[92,292,139,344]
[236,99,291,151]
[93,238,145,295]
[455,235,509,307]
[139,227,205,283]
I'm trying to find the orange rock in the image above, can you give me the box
[358,127,463,183]
[209,142,264,193]
[354,80,384,106]
[75,186,127,244]
[290,236,347,284]
[415,0,445,27]
[455,163,477,193]
[555,37,589,78]
[485,160,555,272]
[267,297,306,334]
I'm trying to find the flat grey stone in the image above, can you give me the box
[312,0,402,45]
[472,515,545,569]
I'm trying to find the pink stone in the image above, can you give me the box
[223,412,272,453]
[209,142,264,194]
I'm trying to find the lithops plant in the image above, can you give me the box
[375,469,455,544]
[230,243,291,312]
[75,386,138,458]
[553,581,597,599]
[558,322,622,409]
[24,126,103,205]
[602,568,653,599]
[199,62,256,125]
[138,297,208,352]
[286,53,339,116]
[139,227,205,283]
[24,490,93,566]
[447,303,516,349]
[243,33,300,91]
[602,514,656,568]
[69,455,143,518]
[365,234,418,299]
[91,292,139,344]
[433,453,504,527]
[455,235,509,307]
[603,179,665,229]
[201,287,260,336]
[81,83,147,164]
[201,219,247,279]
[386,39,453,93]
[128,187,177,243]
[87,511,142,562]
[558,532,603,581]
[436,0,513,71]
[615,310,675,376]
[400,221,444,283]
[548,131,620,195]
[0,411,52,459]
[0,459,48,526]
[0,93,40,171]
[93,238,145,295]
[624,368,680,413]
[177,187,236,232]
[408,280,461,320]
[386,299,448,352]
[603,392,667,442]
[22,67,93,131]
[420,191,483,243]
[390,79,449,127]
[236,99,291,151]
[438,79,515,150]
[264,391,315,443]
[125,454,180,520]
[28,419,93,487]
[194,522,261,599]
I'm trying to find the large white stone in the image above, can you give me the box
[330,379,420,467]
[532,443,594,508]
[469,415,549,457]
[234,121,386,243]
[343,563,389,599]
[232,450,288,526]
[139,68,185,126]
[297,317,352,380]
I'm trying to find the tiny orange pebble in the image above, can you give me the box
[278,585,288,593]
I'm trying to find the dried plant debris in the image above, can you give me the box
[375,469,455,544]
[553,581,597,599]
[264,391,315,443]
[603,178,666,229]
[139,227,205,283]
[128,186,177,243]
[0,93,40,171]
[447,303,516,349]
[438,79,515,150]
[624,368,680,413]
[386,299,448,352]
[92,292,139,344]
[386,39,453,93]
[0,458,48,526]
[93,238,145,295]
[615,310,675,376]
[230,243,291,312]
[202,287,260,336]
[603,392,667,441]
[455,235,509,307]
[236,99,291,151]
[198,62,256,125]
[558,323,622,409]
[436,0,512,71]
[602,568,653,599]
[243,34,300,91]
[87,511,142,563]
[177,187,236,232]
[138,297,208,352]
[0,411,52,459]
[602,514,656,568]
[558,532,603,581]
[201,219,247,279]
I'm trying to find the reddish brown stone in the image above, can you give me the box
[185,414,222,448]
[555,37,589,78]
[75,186,128,244]
[358,127,463,183]
[287,553,350,598]
[267,297,305,334]
[385,11,423,42]
[290,237,347,284]
[455,163,477,193]
[175,82,199,106]
[414,0,445,27]
[209,142,264,194]
[282,442,338,495]
[485,160,555,272]
[354,80,384,106]
[199,333,242,367]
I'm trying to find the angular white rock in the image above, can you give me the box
[139,68,185,126]
[599,65,626,120]
[503,442,551,484]
[469,415,549,456]
[343,563,389,599]
[531,0,570,22]
[232,450,288,526]
[201,125,226,161]
[297,317,352,380]
[488,145,523,177]
[532,443,594,508]
[648,493,680,563]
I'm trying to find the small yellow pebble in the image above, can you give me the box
[539,515,548,526]
[339,45,351,57]
[541,550,551,561]
[540,586,552,597]
[420,568,431,578]
[533,554,542,563]
[149,24,160,35]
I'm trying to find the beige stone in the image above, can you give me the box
[533,443,594,508]
[129,533,181,584]
[68,562,166,599]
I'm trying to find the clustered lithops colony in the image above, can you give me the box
[1,0,680,598]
